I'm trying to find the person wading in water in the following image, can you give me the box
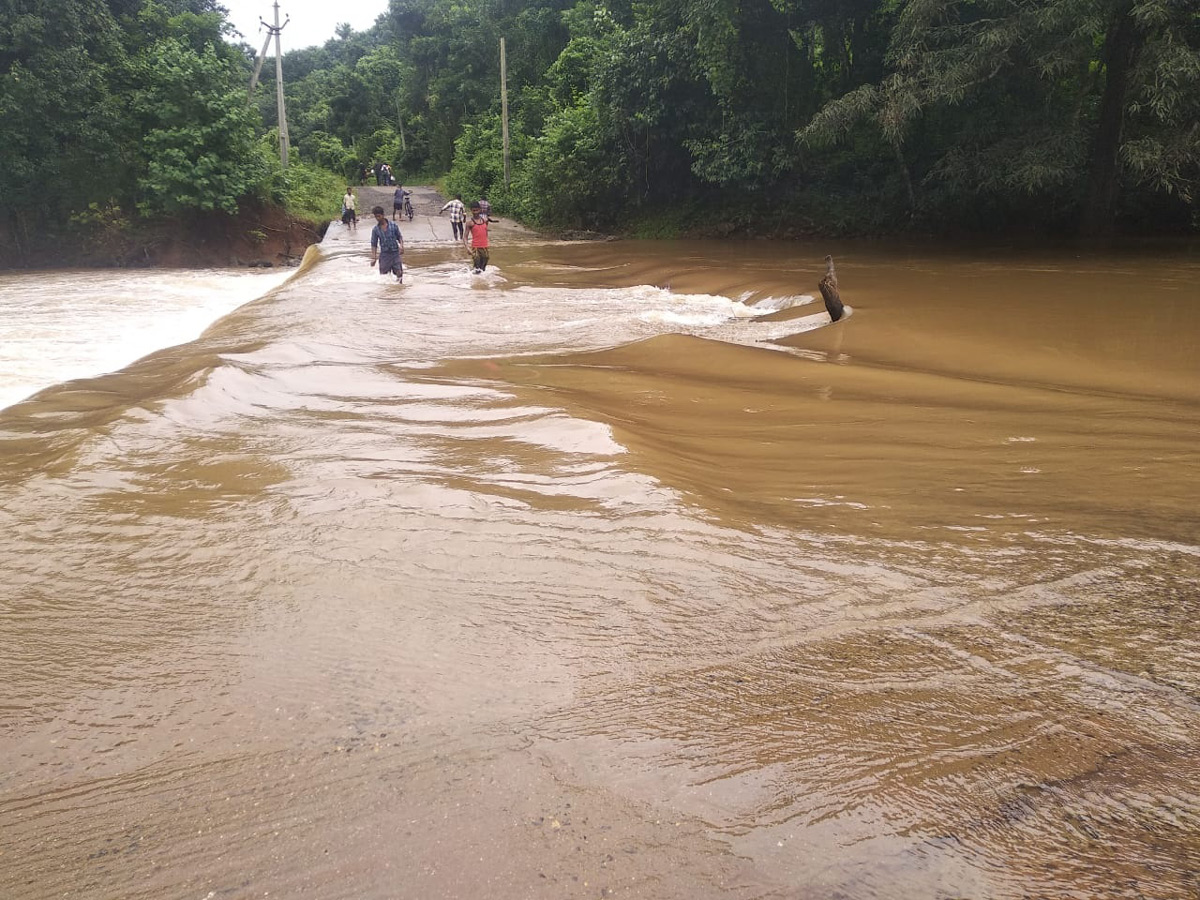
[463,201,490,274]
[368,206,404,283]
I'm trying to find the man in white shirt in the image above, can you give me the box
[341,187,357,232]
[439,194,466,240]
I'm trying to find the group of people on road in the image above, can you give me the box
[356,161,398,186]
[339,188,404,281]
[341,184,412,228]
[343,186,496,281]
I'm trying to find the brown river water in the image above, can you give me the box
[2,211,1198,899]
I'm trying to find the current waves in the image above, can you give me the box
[2,234,1198,900]
[0,267,293,411]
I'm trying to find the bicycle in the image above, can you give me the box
[404,197,414,221]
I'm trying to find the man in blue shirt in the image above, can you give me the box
[368,206,404,282]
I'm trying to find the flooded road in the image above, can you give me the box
[1,218,1197,899]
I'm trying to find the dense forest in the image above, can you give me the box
[2,0,1198,264]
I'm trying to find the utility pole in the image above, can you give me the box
[247,31,272,100]
[270,1,291,169]
[500,37,510,191]
[248,2,291,169]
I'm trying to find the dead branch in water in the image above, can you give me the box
[818,255,845,323]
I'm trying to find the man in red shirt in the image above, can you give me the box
[464,201,490,273]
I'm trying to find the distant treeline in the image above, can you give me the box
[259,0,1200,237]
[3,0,1197,255]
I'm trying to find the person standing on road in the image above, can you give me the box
[393,185,409,222]
[341,187,357,232]
[464,201,490,273]
[477,194,493,221]
[440,194,466,240]
[369,206,405,283]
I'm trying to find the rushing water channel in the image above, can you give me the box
[1,212,1198,899]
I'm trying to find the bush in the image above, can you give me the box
[509,101,620,229]
[299,131,358,182]
[254,136,346,223]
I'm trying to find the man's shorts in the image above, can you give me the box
[342,209,355,224]
[471,248,489,272]
[378,249,403,278]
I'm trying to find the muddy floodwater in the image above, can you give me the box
[1,218,1198,899]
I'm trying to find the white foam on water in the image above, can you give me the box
[630,284,777,327]
[749,292,817,312]
[0,257,835,415]
[0,268,291,410]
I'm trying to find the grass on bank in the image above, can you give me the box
[267,159,346,226]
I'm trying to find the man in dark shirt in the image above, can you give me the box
[368,206,404,282]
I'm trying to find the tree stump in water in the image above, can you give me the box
[818,255,845,322]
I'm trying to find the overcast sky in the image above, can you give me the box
[223,0,388,52]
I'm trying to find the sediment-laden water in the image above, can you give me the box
[1,218,1197,899]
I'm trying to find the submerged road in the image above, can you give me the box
[328,184,535,247]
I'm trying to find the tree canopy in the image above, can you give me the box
[0,0,280,258]
[2,0,1196,254]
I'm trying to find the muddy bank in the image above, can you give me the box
[0,203,327,271]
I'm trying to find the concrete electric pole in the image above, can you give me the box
[248,2,291,169]
[500,37,510,191]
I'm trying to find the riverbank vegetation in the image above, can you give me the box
[0,0,335,267]
[2,0,1197,267]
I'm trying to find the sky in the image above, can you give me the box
[222,0,388,52]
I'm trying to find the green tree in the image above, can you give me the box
[513,101,619,226]
[0,0,283,263]
[127,16,266,215]
[800,0,1200,234]
[0,0,127,250]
